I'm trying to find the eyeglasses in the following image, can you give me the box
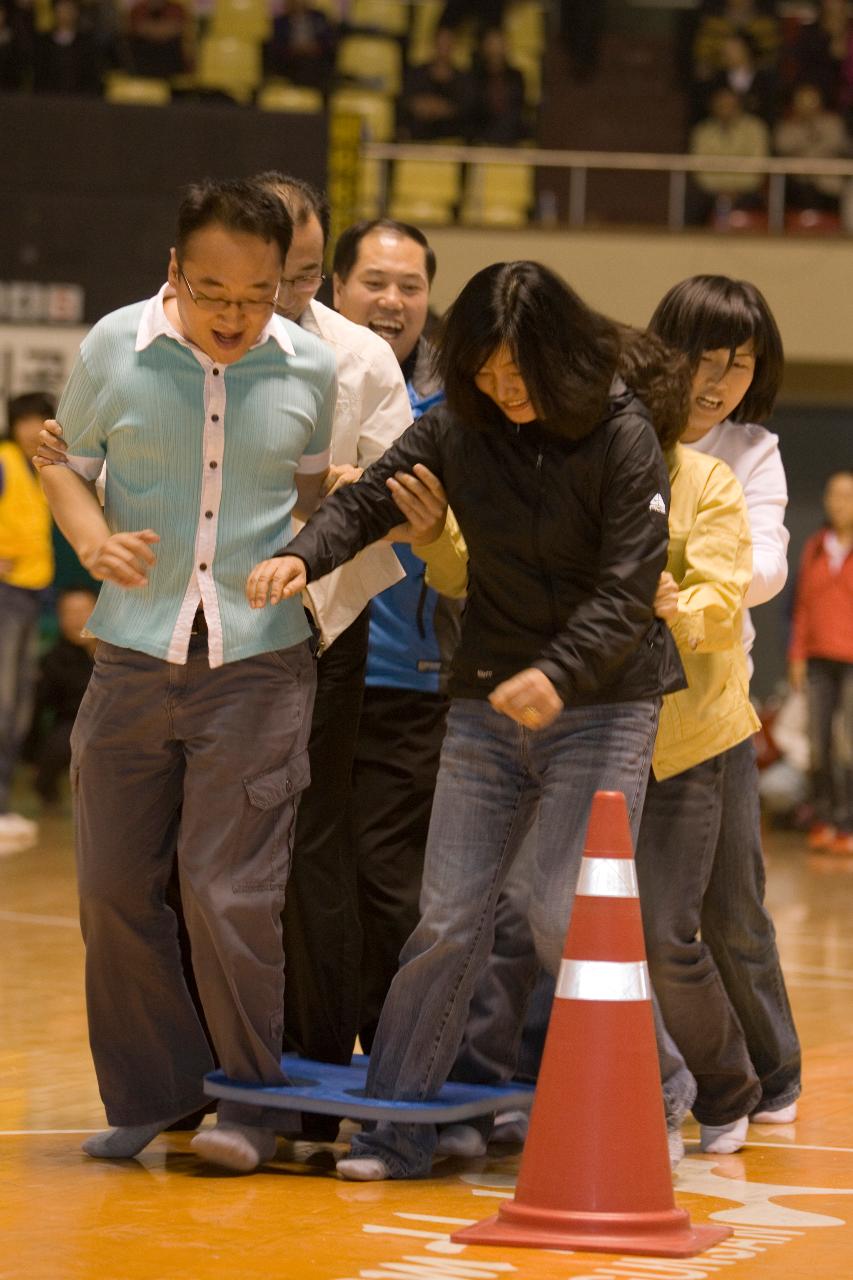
[281,272,325,290]
[179,268,280,315]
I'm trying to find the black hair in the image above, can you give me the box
[175,178,292,263]
[616,326,692,452]
[7,391,56,437]
[434,261,618,439]
[252,171,331,246]
[332,218,436,285]
[648,275,784,423]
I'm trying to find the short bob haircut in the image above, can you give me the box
[332,218,436,286]
[253,171,331,246]
[435,261,621,440]
[649,275,784,424]
[175,178,293,264]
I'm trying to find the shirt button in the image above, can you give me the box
[205,510,213,519]
[211,414,219,422]
[210,460,218,469]
[212,368,220,376]
[199,563,208,572]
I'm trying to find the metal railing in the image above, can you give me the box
[363,141,853,232]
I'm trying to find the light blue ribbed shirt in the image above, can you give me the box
[57,286,336,666]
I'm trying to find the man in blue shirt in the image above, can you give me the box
[38,179,337,1174]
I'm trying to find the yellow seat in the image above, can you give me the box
[196,34,262,101]
[257,81,324,113]
[407,0,443,62]
[210,0,271,41]
[505,1,546,56]
[389,157,462,224]
[331,87,396,141]
[336,34,403,94]
[460,163,534,228]
[348,0,410,37]
[512,48,542,105]
[104,73,172,106]
[356,157,386,218]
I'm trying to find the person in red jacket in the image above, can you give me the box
[788,468,853,855]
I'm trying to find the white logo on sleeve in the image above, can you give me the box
[649,493,667,515]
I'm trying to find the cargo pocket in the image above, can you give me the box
[232,749,312,892]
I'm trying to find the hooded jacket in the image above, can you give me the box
[282,384,685,707]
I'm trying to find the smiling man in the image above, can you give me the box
[37,178,337,1175]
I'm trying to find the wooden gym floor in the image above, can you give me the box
[2,809,853,1280]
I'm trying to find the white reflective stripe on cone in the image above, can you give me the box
[556,959,651,1002]
[576,857,639,899]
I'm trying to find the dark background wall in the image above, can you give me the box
[0,94,327,322]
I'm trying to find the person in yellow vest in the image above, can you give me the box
[0,392,55,854]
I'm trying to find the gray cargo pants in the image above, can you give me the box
[70,633,316,1129]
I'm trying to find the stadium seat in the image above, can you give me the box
[460,162,534,227]
[408,0,444,63]
[210,0,271,41]
[784,209,842,234]
[331,87,396,140]
[196,34,262,102]
[505,1,546,57]
[389,157,462,224]
[257,81,324,113]
[348,0,410,38]
[336,34,403,94]
[104,74,172,106]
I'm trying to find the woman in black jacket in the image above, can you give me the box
[248,261,687,1180]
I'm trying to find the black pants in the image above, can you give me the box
[352,685,449,1052]
[282,608,370,1068]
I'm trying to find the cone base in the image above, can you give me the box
[452,1213,732,1258]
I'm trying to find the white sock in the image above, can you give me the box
[82,1119,180,1159]
[435,1124,488,1157]
[191,1121,277,1173]
[492,1110,528,1145]
[700,1114,749,1154]
[667,1126,685,1170]
[751,1101,797,1124]
[336,1156,391,1181]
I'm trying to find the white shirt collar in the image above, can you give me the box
[135,283,296,357]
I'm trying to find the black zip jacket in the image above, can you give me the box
[282,387,686,706]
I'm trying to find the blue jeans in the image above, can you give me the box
[0,583,42,813]
[350,695,659,1177]
[636,737,800,1125]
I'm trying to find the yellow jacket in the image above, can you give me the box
[416,445,759,782]
[0,441,54,591]
[652,445,759,780]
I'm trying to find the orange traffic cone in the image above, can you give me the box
[453,790,731,1258]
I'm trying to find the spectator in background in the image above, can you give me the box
[774,83,849,212]
[127,0,191,79]
[0,1,25,88]
[693,0,781,86]
[788,469,853,856]
[33,0,101,94]
[785,0,853,114]
[265,0,337,90]
[466,26,527,146]
[688,86,770,224]
[6,0,36,75]
[0,392,55,856]
[398,26,471,141]
[26,586,97,809]
[704,31,779,123]
[437,0,506,38]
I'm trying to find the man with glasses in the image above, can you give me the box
[251,178,414,1136]
[37,179,337,1174]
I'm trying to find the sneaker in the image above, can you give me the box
[829,830,853,857]
[807,822,837,851]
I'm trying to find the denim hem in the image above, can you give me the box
[755,1083,802,1111]
[349,1134,431,1179]
[691,1087,762,1127]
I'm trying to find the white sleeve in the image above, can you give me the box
[739,434,789,608]
[356,340,413,469]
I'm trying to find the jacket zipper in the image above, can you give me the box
[532,442,560,634]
